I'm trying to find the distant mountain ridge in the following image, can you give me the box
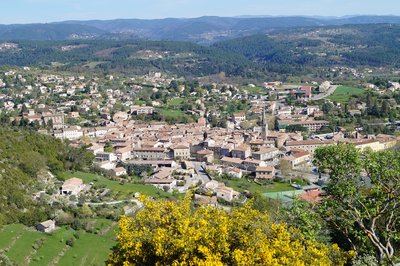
[0,23,399,78]
[1,15,400,42]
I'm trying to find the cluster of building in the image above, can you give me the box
[2,68,400,206]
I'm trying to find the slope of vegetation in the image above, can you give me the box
[0,40,264,78]
[0,222,115,266]
[328,86,366,103]
[1,24,400,79]
[0,127,93,226]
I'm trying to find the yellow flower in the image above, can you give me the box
[107,194,350,266]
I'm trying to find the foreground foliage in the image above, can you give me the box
[107,195,349,265]
[315,144,400,265]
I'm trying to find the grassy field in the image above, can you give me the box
[133,100,146,105]
[328,86,365,103]
[158,108,186,117]
[218,178,296,194]
[0,221,116,266]
[59,171,170,199]
[0,224,25,249]
[167,98,185,106]
[240,86,266,94]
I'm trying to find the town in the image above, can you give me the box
[1,67,399,211]
[1,7,400,264]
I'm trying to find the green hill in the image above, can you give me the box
[0,127,93,226]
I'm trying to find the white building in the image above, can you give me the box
[36,220,56,233]
[54,126,83,140]
[60,178,84,196]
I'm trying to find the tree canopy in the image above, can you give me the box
[0,127,94,226]
[314,144,400,265]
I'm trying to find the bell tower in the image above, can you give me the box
[261,106,268,140]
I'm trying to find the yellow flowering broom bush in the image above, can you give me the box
[107,194,350,265]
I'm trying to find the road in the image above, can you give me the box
[78,199,144,207]
[291,170,329,184]
[192,162,211,184]
[276,169,329,185]
[311,85,338,100]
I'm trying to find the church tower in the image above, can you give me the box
[261,106,268,140]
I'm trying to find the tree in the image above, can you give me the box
[104,141,114,153]
[322,102,334,114]
[285,125,308,132]
[20,103,28,115]
[18,151,47,177]
[314,144,400,265]
[46,118,53,130]
[107,195,349,265]
[380,100,390,117]
[279,159,293,180]
[281,200,331,244]
[241,120,255,130]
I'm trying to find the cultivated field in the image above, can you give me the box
[328,86,365,103]
[0,220,116,266]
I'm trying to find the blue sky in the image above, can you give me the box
[2,0,399,24]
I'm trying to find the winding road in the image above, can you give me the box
[76,199,144,207]
[192,162,211,184]
[311,85,338,100]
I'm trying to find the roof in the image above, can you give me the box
[39,220,55,228]
[216,186,240,195]
[299,86,313,91]
[286,120,329,126]
[298,189,323,203]
[257,147,279,153]
[151,169,172,180]
[113,167,126,173]
[249,139,264,145]
[289,148,307,153]
[127,160,175,165]
[173,145,189,150]
[227,167,241,173]
[256,166,275,172]
[243,158,263,164]
[63,177,83,187]
[146,169,174,184]
[352,139,381,145]
[233,113,245,117]
[116,146,131,153]
[292,151,310,159]
[221,157,243,164]
[232,144,250,151]
[286,139,333,146]
[87,145,103,151]
[133,147,165,152]
[197,149,213,155]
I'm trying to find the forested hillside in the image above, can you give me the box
[0,24,104,40]
[214,24,400,70]
[0,40,264,78]
[0,128,93,226]
[1,24,400,78]
[1,15,400,42]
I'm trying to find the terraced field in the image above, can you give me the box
[328,86,366,103]
[0,219,116,266]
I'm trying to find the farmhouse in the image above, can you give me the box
[36,220,56,233]
[60,177,84,196]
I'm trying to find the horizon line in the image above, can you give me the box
[0,14,398,25]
